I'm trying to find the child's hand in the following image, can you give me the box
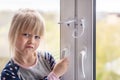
[52,57,69,77]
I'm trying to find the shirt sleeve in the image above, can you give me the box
[42,72,60,80]
[44,51,56,70]
[1,61,21,80]
[47,72,60,80]
[43,52,61,80]
[38,51,60,80]
[1,69,20,80]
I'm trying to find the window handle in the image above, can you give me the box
[58,18,85,38]
[80,47,87,79]
[61,47,70,58]
[58,19,76,26]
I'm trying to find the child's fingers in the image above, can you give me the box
[60,57,69,66]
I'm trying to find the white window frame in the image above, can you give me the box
[60,0,95,80]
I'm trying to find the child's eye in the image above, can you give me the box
[22,33,30,37]
[35,35,40,39]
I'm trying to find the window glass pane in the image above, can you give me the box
[97,0,120,79]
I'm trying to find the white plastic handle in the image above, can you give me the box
[80,47,87,79]
[61,48,70,58]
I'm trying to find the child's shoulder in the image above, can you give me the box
[1,60,19,76]
[1,60,20,80]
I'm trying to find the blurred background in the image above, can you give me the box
[96,0,120,80]
[0,0,60,72]
[1,0,120,79]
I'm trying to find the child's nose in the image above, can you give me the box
[28,37,35,44]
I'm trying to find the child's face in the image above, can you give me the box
[15,32,40,55]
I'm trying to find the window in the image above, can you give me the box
[96,0,120,80]
[60,0,94,80]
[0,1,94,80]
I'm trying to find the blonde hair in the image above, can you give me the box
[8,8,45,53]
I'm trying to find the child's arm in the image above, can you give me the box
[43,52,69,80]
[47,57,69,80]
[47,72,60,80]
[52,57,69,78]
[41,52,59,80]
